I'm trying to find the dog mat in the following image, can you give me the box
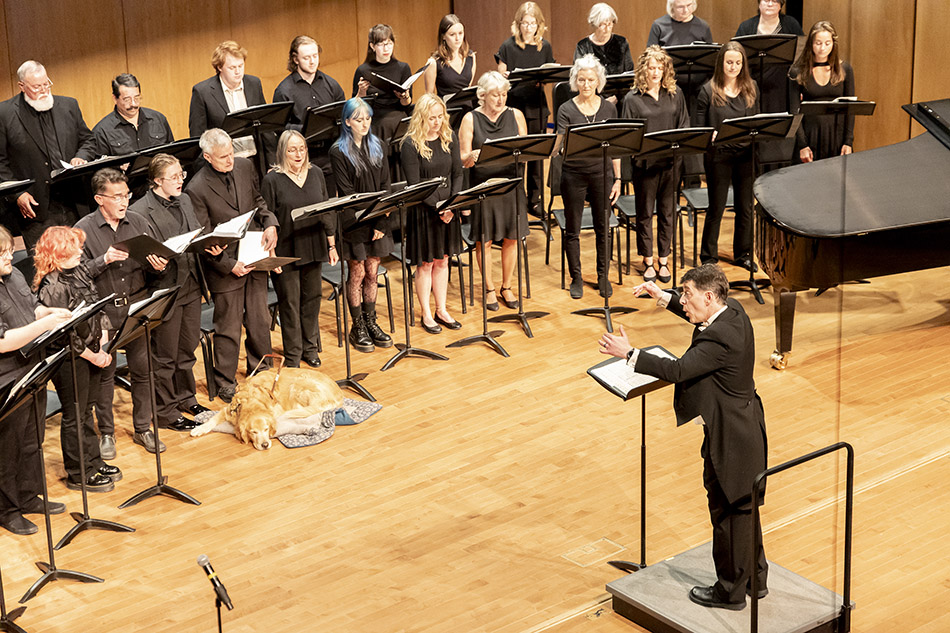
[278,398,383,448]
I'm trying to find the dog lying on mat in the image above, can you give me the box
[190,368,344,450]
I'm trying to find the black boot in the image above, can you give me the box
[348,304,374,353]
[566,233,583,299]
[362,302,392,348]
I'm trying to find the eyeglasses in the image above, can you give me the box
[162,171,187,182]
[0,249,13,260]
[97,192,133,203]
[118,95,142,105]
[23,80,53,94]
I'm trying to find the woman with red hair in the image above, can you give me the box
[34,226,120,493]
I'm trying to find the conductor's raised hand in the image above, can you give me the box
[631,280,664,300]
[599,324,633,358]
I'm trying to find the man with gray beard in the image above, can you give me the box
[0,60,97,250]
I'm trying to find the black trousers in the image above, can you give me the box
[272,261,323,367]
[633,159,680,259]
[211,272,272,391]
[0,389,47,518]
[96,330,151,434]
[701,148,755,264]
[561,167,611,282]
[152,283,202,425]
[53,358,104,481]
[703,440,768,603]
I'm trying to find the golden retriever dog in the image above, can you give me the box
[190,368,344,450]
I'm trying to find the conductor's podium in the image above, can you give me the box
[607,542,852,633]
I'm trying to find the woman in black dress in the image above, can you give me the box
[262,130,337,367]
[790,20,855,163]
[34,226,120,492]
[621,46,689,284]
[400,93,464,333]
[423,14,476,100]
[459,71,528,311]
[329,98,394,354]
[695,41,760,269]
[353,24,413,146]
[574,3,634,77]
[497,1,555,214]
[555,54,621,299]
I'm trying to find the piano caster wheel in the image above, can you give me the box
[770,351,789,370]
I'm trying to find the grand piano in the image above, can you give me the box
[755,98,950,369]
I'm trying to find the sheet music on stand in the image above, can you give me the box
[20,294,115,358]
[588,346,677,401]
[1,349,68,413]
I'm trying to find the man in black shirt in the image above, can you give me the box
[0,225,72,535]
[0,60,97,250]
[75,168,166,455]
[92,73,174,157]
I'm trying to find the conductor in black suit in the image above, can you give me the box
[185,129,278,403]
[600,263,768,611]
[0,60,97,249]
[188,41,266,160]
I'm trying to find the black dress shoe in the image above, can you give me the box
[1,512,37,536]
[22,496,65,515]
[498,287,518,309]
[99,463,123,482]
[184,403,212,417]
[656,263,672,284]
[421,320,442,334]
[485,290,499,311]
[434,313,461,330]
[688,586,746,611]
[569,277,584,299]
[302,354,322,367]
[65,473,115,493]
[166,416,201,432]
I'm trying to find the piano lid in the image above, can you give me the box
[903,98,950,151]
[754,113,950,238]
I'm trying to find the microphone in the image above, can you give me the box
[197,554,233,610]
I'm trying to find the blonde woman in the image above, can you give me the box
[400,94,464,333]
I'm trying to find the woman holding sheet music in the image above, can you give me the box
[400,94,464,333]
[262,130,336,368]
[353,24,414,147]
[459,71,528,312]
[329,98,394,354]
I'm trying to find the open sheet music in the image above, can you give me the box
[187,208,256,252]
[588,345,677,400]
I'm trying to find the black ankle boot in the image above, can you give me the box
[362,302,392,348]
[348,306,374,353]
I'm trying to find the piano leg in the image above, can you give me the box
[771,287,797,370]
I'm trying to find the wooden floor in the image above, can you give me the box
[3,215,949,633]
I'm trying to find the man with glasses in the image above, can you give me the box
[0,60,97,250]
[92,73,174,157]
[75,168,167,455]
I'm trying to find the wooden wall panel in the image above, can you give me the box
[802,0,852,60]
[703,0,748,44]
[456,0,553,71]
[0,0,11,100]
[355,0,452,80]
[5,0,127,129]
[121,1,231,139]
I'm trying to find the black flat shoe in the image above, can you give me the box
[302,354,322,367]
[421,320,442,334]
[688,586,746,611]
[1,513,37,536]
[434,313,461,330]
[598,277,613,298]
[642,264,657,282]
[498,287,518,309]
[569,277,584,299]
[656,263,671,283]
[485,289,499,311]
[22,496,65,515]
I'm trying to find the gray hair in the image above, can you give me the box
[17,60,45,82]
[588,3,618,28]
[475,71,511,107]
[569,54,607,93]
[199,128,233,154]
[666,0,697,16]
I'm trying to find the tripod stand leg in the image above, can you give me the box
[20,563,103,603]
[54,515,135,550]
[337,378,376,402]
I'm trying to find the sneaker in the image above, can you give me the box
[99,433,116,460]
[98,463,123,482]
[132,430,166,454]
[65,472,115,493]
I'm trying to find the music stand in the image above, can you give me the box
[474,134,557,338]
[797,99,876,156]
[292,191,385,401]
[0,179,34,200]
[126,138,201,178]
[0,351,105,603]
[21,294,136,550]
[444,85,479,110]
[734,34,799,110]
[715,113,796,303]
[635,127,714,287]
[369,179,449,371]
[114,287,200,509]
[602,72,637,102]
[562,121,644,332]
[506,64,572,87]
[49,154,133,183]
[663,44,721,112]
[301,100,346,145]
[220,101,294,176]
[444,178,523,357]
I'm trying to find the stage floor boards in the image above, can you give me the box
[3,217,949,632]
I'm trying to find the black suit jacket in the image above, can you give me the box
[188,74,266,138]
[635,295,767,505]
[0,93,97,221]
[184,157,277,293]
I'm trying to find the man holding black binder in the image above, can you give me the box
[599,263,768,611]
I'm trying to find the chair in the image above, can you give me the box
[681,185,734,267]
[198,300,217,401]
[551,206,622,289]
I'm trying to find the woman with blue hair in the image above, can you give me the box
[328,97,394,353]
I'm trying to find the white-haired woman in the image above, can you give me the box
[647,0,712,47]
[574,3,634,76]
[554,54,620,300]
[459,71,528,311]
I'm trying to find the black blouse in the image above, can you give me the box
[261,168,332,265]
[329,140,394,240]
[399,133,462,208]
[574,34,634,75]
[352,58,412,115]
[695,81,761,154]
[496,37,555,120]
[556,98,618,173]
[621,88,690,167]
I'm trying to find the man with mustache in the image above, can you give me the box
[91,73,174,157]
